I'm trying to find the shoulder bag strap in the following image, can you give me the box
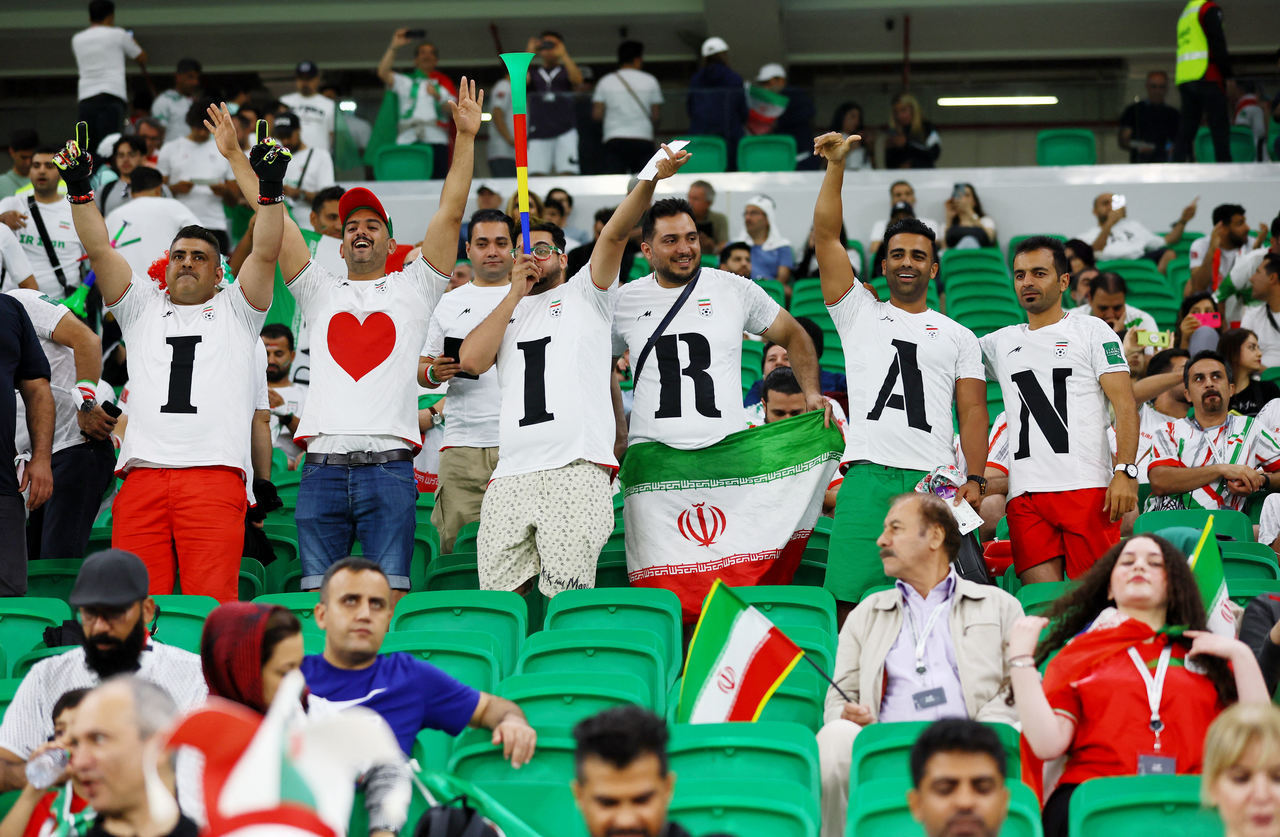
[630,269,700,385]
[27,196,69,293]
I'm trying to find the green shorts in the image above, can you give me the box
[826,462,929,603]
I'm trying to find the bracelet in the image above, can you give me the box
[67,191,95,205]
[257,194,284,206]
[425,365,440,385]
[76,380,97,402]
[1008,656,1038,668]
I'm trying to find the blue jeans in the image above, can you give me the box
[296,460,416,590]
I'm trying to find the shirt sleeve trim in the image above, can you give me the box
[421,256,452,281]
[285,261,312,286]
[104,280,133,308]
[1149,457,1183,470]
[238,284,269,313]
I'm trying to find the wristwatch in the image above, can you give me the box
[78,398,97,415]
[966,474,987,495]
[1115,463,1138,479]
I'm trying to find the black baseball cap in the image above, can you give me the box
[296,61,319,79]
[891,200,915,217]
[69,549,150,609]
[273,112,300,138]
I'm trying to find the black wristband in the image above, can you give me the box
[257,179,284,203]
[68,190,95,205]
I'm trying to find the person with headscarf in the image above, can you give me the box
[738,194,793,284]
[199,603,410,837]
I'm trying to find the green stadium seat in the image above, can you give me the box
[1134,508,1253,542]
[787,625,837,671]
[449,727,576,784]
[515,629,667,714]
[757,278,787,307]
[809,517,833,552]
[252,592,321,634]
[941,248,1005,276]
[737,135,798,172]
[954,310,1021,338]
[1194,125,1259,163]
[0,678,21,721]
[628,256,652,281]
[262,524,300,566]
[392,591,527,676]
[544,588,681,682]
[240,556,267,589]
[755,658,826,732]
[423,553,480,591]
[379,629,501,692]
[0,599,72,674]
[1036,129,1097,166]
[10,646,67,680]
[794,558,827,587]
[1228,578,1280,607]
[1068,774,1221,836]
[149,595,218,653]
[239,561,265,602]
[790,281,826,309]
[595,550,631,589]
[849,721,1022,791]
[497,671,652,727]
[679,135,729,173]
[670,721,819,800]
[26,560,84,602]
[848,777,1042,837]
[373,144,435,180]
[1015,581,1072,616]
[1219,546,1280,580]
[456,780,586,837]
[1007,234,1067,268]
[452,521,481,554]
[265,559,303,594]
[670,779,818,837]
[732,585,837,636]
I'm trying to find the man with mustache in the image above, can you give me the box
[908,719,1012,837]
[1148,349,1280,510]
[817,493,1021,837]
[0,550,206,811]
[261,323,306,465]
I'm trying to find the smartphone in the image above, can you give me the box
[404,28,426,38]
[1134,330,1173,348]
[951,183,966,201]
[441,337,478,380]
[540,39,557,50]
[1192,311,1221,328]
[1111,194,1126,210]
[101,401,122,418]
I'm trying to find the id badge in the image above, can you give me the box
[912,688,946,711]
[1137,754,1176,775]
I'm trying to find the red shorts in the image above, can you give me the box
[1006,487,1121,578]
[112,466,246,603]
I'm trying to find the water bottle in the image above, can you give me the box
[25,749,68,790]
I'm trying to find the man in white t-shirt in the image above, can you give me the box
[6,288,117,560]
[71,1,146,157]
[271,112,335,215]
[1242,252,1280,367]
[422,209,514,552]
[1191,202,1257,297]
[0,148,86,300]
[981,236,1138,584]
[375,29,456,180]
[868,180,941,249]
[281,61,336,155]
[261,323,307,464]
[486,75,517,177]
[459,147,691,597]
[0,225,35,291]
[155,102,235,251]
[592,40,663,174]
[1149,350,1280,511]
[1086,271,1159,356]
[219,82,484,595]
[1077,192,1196,273]
[150,58,202,146]
[811,132,987,615]
[103,165,200,277]
[56,115,289,603]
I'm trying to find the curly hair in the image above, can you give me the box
[1034,534,1236,703]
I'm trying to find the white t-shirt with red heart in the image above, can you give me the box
[286,256,450,451]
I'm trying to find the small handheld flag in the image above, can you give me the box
[499,52,535,253]
[1189,515,1235,636]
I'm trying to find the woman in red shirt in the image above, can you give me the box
[1007,533,1268,837]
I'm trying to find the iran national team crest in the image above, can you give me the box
[373,278,388,294]
[677,502,727,547]
[1054,340,1068,358]
[202,305,215,321]
[697,298,713,318]
[548,298,562,318]
[925,324,939,339]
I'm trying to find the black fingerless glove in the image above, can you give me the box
[53,141,94,205]
[249,139,292,205]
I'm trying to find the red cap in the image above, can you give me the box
[338,187,393,235]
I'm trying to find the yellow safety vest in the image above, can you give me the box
[1175,0,1210,84]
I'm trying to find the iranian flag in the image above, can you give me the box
[745,84,790,135]
[619,411,843,621]
[1189,516,1235,636]
[676,579,803,723]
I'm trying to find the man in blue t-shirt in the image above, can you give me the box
[301,557,537,765]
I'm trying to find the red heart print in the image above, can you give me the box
[327,311,397,381]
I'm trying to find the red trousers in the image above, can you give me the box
[112,467,246,603]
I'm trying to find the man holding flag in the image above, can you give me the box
[816,493,1022,837]
[612,194,834,621]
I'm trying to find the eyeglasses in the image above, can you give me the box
[78,604,133,625]
[511,244,563,260]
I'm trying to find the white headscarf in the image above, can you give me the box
[736,194,791,252]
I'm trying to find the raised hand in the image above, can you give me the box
[509,253,540,299]
[813,131,860,165]
[389,28,412,48]
[1007,615,1049,659]
[652,143,692,180]
[449,76,484,138]
[248,120,293,205]
[51,122,94,203]
[204,102,242,160]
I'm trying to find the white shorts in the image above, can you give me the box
[1260,493,1280,546]
[527,129,580,175]
[477,459,612,596]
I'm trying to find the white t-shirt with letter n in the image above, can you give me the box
[980,311,1128,499]
[491,264,618,481]
[0,196,85,299]
[287,257,449,449]
[107,278,268,474]
[424,283,507,449]
[828,281,983,471]
[612,267,780,450]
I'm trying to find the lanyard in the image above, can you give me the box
[903,597,948,675]
[1128,645,1173,750]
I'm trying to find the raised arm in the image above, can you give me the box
[420,77,482,274]
[1007,616,1077,760]
[53,124,133,304]
[459,255,539,376]
[590,143,690,289]
[812,132,860,304]
[377,29,411,87]
[236,123,293,311]
[761,311,825,417]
